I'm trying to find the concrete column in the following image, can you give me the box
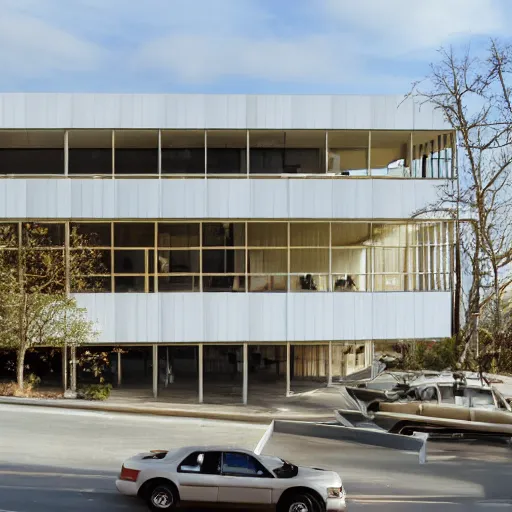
[242,343,248,405]
[152,345,158,399]
[117,351,122,388]
[286,342,291,397]
[370,341,376,380]
[198,344,203,404]
[327,341,333,387]
[62,346,68,391]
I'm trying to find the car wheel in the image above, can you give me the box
[147,483,177,511]
[284,493,319,512]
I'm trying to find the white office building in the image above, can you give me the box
[0,93,455,403]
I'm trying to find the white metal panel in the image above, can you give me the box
[73,292,452,343]
[115,180,160,219]
[160,180,207,219]
[206,180,250,218]
[250,179,289,218]
[0,94,451,130]
[70,180,116,219]
[0,178,452,220]
[288,180,333,218]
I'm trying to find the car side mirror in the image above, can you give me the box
[257,470,264,476]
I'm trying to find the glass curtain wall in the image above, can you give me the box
[0,221,454,293]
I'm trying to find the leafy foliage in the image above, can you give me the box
[78,383,112,401]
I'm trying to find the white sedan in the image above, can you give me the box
[116,445,347,511]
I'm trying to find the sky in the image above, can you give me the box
[0,0,511,94]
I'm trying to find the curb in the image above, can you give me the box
[0,397,334,425]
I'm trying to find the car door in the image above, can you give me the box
[217,451,273,505]
[176,450,221,503]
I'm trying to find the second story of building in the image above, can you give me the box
[0,93,454,221]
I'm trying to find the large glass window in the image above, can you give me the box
[0,130,64,175]
[370,131,411,178]
[69,130,112,175]
[207,130,246,174]
[161,130,204,174]
[249,130,324,174]
[115,130,158,175]
[328,131,369,176]
[412,132,454,178]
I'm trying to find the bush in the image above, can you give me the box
[393,338,459,372]
[25,373,41,388]
[78,384,112,401]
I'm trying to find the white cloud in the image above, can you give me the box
[0,1,103,80]
[324,0,509,55]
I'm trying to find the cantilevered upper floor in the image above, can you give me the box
[0,93,454,179]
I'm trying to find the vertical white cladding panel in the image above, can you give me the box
[160,293,204,342]
[288,180,333,218]
[331,180,374,219]
[0,180,26,218]
[247,95,293,129]
[290,96,332,128]
[205,95,247,128]
[248,294,288,342]
[115,180,160,218]
[332,293,374,341]
[203,294,249,342]
[26,180,71,218]
[76,294,116,343]
[287,293,334,342]
[73,292,452,343]
[332,96,372,130]
[160,180,206,219]
[165,95,206,129]
[206,180,250,218]
[250,179,289,218]
[70,180,116,218]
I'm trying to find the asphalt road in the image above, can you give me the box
[0,404,511,511]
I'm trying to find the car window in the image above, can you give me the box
[419,386,438,403]
[465,388,494,408]
[178,451,221,475]
[439,385,455,404]
[221,452,271,478]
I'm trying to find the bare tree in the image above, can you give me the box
[414,40,512,364]
[0,223,104,389]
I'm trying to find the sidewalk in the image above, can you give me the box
[0,385,350,424]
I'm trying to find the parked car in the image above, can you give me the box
[116,445,347,511]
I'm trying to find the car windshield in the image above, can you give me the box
[273,459,298,479]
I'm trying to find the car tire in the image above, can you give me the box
[146,483,178,511]
[282,492,323,512]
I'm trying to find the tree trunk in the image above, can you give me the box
[17,347,26,390]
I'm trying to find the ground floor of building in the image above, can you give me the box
[0,341,384,404]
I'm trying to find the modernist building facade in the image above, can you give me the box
[0,93,455,402]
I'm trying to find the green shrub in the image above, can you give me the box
[78,384,112,401]
[24,373,41,388]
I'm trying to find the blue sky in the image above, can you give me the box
[1,0,511,94]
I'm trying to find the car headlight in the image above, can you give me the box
[327,487,343,498]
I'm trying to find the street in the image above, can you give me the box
[0,404,511,511]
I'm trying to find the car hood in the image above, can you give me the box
[297,466,342,487]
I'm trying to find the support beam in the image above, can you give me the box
[327,341,333,387]
[370,341,376,380]
[117,350,122,388]
[242,343,248,405]
[152,345,158,399]
[198,344,204,404]
[286,342,291,397]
